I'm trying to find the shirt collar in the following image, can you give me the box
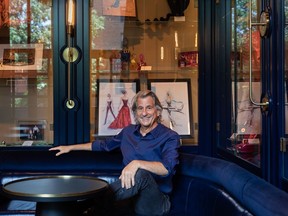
[134,123,161,138]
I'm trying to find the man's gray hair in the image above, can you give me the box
[131,90,163,123]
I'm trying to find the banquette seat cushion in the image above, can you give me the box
[0,149,288,216]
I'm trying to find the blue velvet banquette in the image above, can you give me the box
[0,148,288,216]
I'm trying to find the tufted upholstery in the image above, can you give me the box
[0,149,288,216]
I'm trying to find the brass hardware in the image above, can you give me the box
[280,138,288,152]
[248,1,269,108]
[260,97,269,112]
[258,10,271,38]
[64,0,77,109]
[62,47,79,63]
[66,99,75,109]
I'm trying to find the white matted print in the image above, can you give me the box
[149,80,193,137]
[97,81,139,136]
[0,44,43,70]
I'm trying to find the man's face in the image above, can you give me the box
[136,96,159,128]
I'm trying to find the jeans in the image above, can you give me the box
[108,169,170,216]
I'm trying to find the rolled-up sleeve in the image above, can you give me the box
[91,133,123,152]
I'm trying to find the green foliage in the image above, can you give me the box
[232,0,258,49]
[90,8,105,49]
[9,0,51,48]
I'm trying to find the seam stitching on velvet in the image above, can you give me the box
[243,178,282,215]
[185,179,193,216]
[241,177,253,208]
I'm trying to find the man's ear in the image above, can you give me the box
[157,111,161,116]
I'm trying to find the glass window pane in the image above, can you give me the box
[89,0,199,145]
[284,0,288,179]
[0,0,53,147]
[228,0,261,166]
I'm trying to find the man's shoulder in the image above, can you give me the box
[122,124,138,132]
[157,123,179,136]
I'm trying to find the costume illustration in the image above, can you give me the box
[109,90,131,129]
[236,84,260,134]
[162,91,184,128]
[104,94,116,125]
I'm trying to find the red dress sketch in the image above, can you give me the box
[109,98,131,129]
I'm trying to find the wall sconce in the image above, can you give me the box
[67,0,75,36]
[63,0,79,109]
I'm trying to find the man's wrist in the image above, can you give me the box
[134,160,142,170]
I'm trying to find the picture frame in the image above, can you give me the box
[0,44,43,70]
[148,79,193,138]
[97,79,140,136]
[18,120,46,141]
[102,0,136,17]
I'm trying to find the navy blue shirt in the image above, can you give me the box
[92,123,180,194]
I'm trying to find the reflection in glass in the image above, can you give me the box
[0,0,53,146]
[229,0,261,166]
[89,0,199,145]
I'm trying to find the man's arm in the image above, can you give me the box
[135,160,168,176]
[49,142,92,156]
[119,160,168,189]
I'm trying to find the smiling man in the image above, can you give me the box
[49,90,180,216]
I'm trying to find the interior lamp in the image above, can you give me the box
[66,0,75,36]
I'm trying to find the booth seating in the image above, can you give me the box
[0,149,288,216]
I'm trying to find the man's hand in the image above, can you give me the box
[119,160,168,189]
[119,160,140,189]
[49,146,71,156]
[49,143,92,156]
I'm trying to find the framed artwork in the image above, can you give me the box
[97,79,139,136]
[18,120,46,141]
[231,82,261,137]
[102,0,136,17]
[148,79,193,137]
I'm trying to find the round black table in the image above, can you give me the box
[1,175,109,216]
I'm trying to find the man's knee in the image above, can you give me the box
[135,169,157,188]
[135,169,151,181]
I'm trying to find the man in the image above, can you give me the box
[49,90,180,216]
